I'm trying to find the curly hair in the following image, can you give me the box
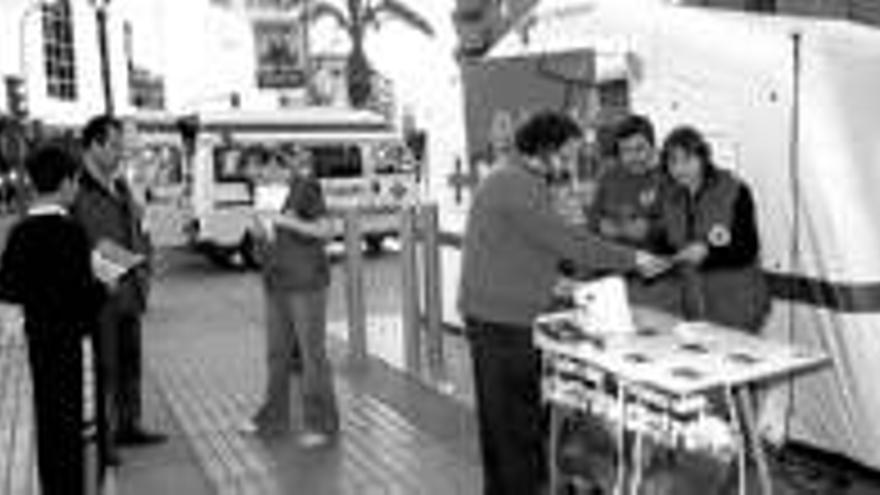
[513,111,582,158]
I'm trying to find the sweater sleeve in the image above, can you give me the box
[0,227,24,304]
[703,185,760,269]
[502,175,637,273]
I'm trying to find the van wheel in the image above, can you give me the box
[365,234,384,254]
[204,246,238,268]
[240,234,262,269]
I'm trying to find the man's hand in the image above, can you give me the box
[635,251,672,279]
[552,277,577,299]
[598,218,621,238]
[621,217,649,242]
[674,242,709,266]
[91,250,122,289]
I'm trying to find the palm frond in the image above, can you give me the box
[364,0,435,36]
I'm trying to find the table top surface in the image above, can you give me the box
[534,307,830,396]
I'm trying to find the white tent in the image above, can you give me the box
[489,0,880,470]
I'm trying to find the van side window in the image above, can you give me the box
[213,146,247,182]
[309,145,362,179]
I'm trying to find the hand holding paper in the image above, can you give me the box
[635,250,673,279]
[91,239,146,286]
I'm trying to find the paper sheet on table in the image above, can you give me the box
[572,276,636,335]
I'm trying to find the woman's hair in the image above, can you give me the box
[612,114,655,155]
[513,111,582,158]
[660,125,714,176]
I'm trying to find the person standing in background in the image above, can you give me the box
[72,115,165,466]
[458,110,669,495]
[588,114,679,314]
[246,149,339,448]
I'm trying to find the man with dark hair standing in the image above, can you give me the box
[72,115,164,464]
[589,114,679,313]
[459,110,669,495]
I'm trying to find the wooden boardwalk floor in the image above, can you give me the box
[0,301,481,495]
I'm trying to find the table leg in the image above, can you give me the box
[548,403,561,495]
[736,386,774,495]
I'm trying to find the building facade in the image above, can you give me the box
[0,0,168,126]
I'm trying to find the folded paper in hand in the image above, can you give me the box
[93,239,146,282]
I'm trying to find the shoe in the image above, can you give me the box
[237,419,259,434]
[298,431,333,449]
[115,427,167,447]
[238,417,289,437]
[104,449,123,468]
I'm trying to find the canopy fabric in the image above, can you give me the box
[485,0,880,470]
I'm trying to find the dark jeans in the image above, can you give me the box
[98,305,143,436]
[466,318,545,495]
[258,285,338,435]
[27,330,85,495]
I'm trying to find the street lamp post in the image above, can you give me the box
[90,0,114,115]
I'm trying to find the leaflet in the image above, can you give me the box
[92,239,145,283]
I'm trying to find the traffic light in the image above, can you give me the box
[4,76,27,118]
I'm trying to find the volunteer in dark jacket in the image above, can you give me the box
[458,110,669,495]
[658,125,770,332]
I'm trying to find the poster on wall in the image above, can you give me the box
[253,19,307,88]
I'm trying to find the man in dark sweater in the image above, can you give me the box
[458,111,668,495]
[71,115,164,461]
[0,143,108,495]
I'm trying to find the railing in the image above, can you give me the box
[341,202,452,387]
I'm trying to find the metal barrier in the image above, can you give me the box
[343,209,367,366]
[341,202,448,384]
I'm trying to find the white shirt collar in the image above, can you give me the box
[27,203,68,217]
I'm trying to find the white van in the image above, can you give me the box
[138,107,419,266]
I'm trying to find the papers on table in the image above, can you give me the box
[571,276,636,335]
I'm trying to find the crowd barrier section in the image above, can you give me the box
[341,202,448,384]
[342,209,367,366]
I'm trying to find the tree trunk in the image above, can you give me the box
[346,45,373,108]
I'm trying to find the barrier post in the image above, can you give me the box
[421,202,446,382]
[343,209,367,365]
[400,205,422,374]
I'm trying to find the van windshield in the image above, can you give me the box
[213,145,289,184]
[213,144,364,183]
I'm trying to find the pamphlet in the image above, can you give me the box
[92,239,145,284]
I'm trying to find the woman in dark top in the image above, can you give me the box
[658,126,770,332]
[0,143,107,495]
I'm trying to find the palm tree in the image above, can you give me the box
[305,0,435,108]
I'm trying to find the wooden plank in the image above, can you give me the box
[9,348,33,495]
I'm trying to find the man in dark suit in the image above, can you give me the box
[72,115,165,463]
